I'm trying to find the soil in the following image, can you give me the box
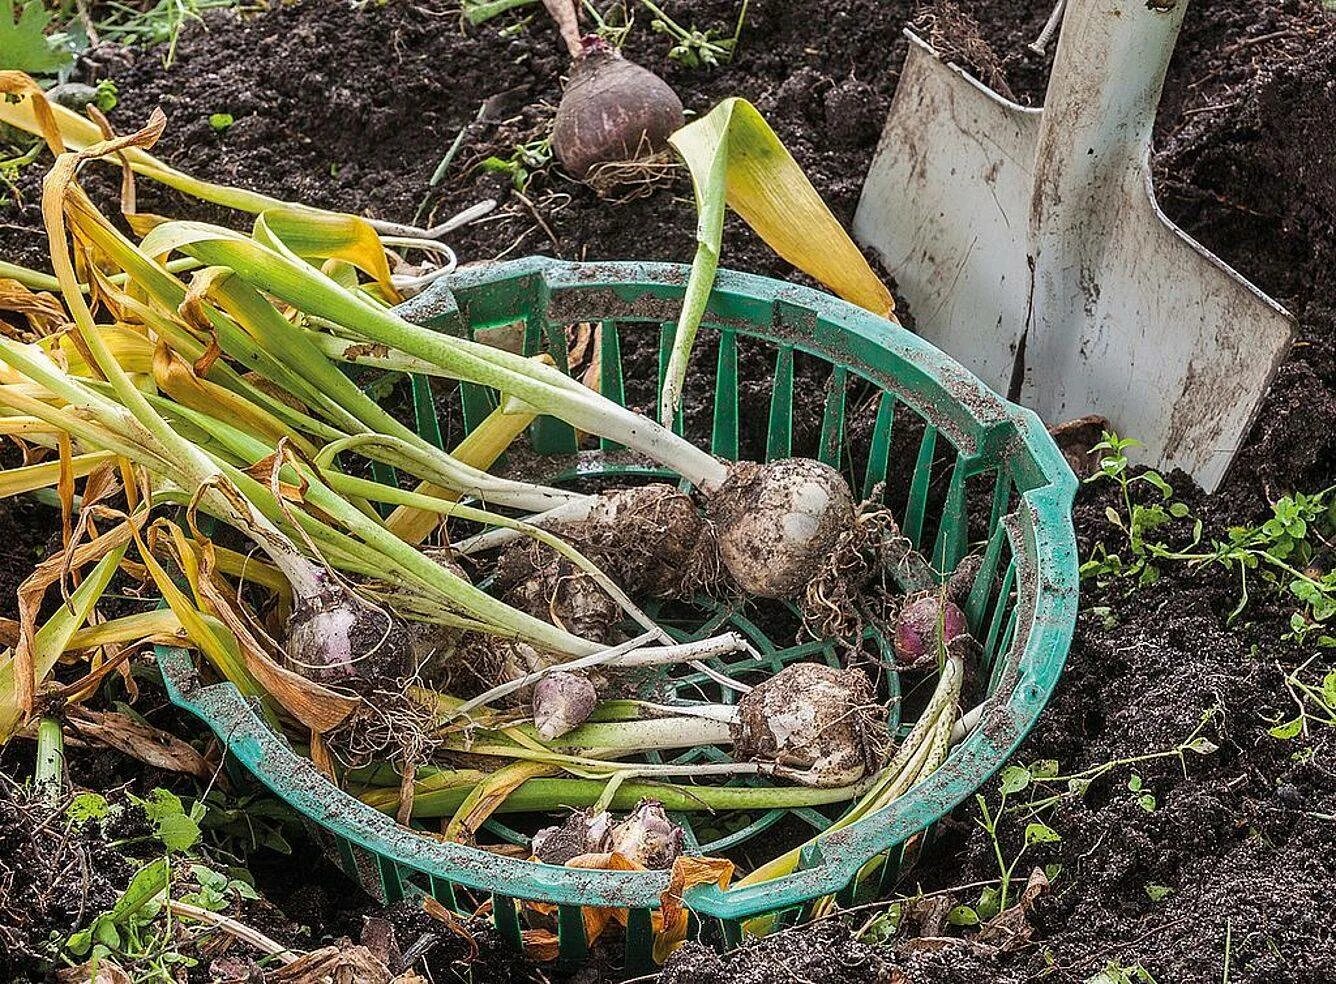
[2,0,1335,981]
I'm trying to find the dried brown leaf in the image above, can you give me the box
[267,943,394,984]
[0,279,68,336]
[65,706,210,778]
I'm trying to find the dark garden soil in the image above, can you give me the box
[2,0,1335,981]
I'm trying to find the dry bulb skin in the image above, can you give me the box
[503,558,623,644]
[532,807,613,865]
[607,800,685,869]
[731,662,886,788]
[712,458,857,600]
[532,799,684,869]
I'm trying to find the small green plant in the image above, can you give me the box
[180,862,259,911]
[208,112,234,133]
[1144,883,1173,902]
[480,136,553,191]
[0,139,42,203]
[1007,711,1218,818]
[0,0,75,74]
[95,0,237,68]
[1188,487,1336,635]
[1265,655,1336,740]
[85,78,121,112]
[968,762,1063,920]
[1081,432,1194,586]
[638,0,747,67]
[198,787,298,856]
[108,789,207,855]
[67,790,115,825]
[1085,431,1336,642]
[66,857,173,968]
[63,790,259,978]
[1087,961,1160,984]
[858,902,903,943]
[962,712,1218,924]
[1127,772,1157,813]
[64,857,258,976]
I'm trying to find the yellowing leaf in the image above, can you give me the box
[661,97,895,424]
[385,404,537,544]
[445,760,558,843]
[0,542,126,741]
[0,278,67,335]
[253,208,399,303]
[0,450,116,499]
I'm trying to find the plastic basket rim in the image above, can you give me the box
[155,257,1080,920]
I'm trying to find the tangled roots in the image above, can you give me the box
[323,685,443,771]
[800,498,914,653]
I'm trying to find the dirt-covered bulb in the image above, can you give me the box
[731,662,884,787]
[552,37,685,178]
[712,458,856,600]
[284,574,415,691]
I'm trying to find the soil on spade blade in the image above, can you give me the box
[1,0,1334,981]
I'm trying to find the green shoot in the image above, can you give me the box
[582,0,634,47]
[1,140,41,205]
[638,0,748,68]
[479,135,553,192]
[95,0,238,68]
[34,716,64,804]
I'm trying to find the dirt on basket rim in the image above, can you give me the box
[0,0,1334,981]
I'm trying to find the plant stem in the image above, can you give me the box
[448,631,752,719]
[362,774,860,818]
[34,717,65,804]
[482,714,734,752]
[143,223,733,492]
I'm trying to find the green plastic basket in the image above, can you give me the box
[156,256,1078,971]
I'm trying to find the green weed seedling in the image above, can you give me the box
[95,0,239,67]
[1,140,43,205]
[1086,960,1161,984]
[0,0,75,74]
[1085,431,1336,643]
[1264,655,1336,741]
[1081,432,1196,587]
[199,787,298,856]
[63,788,261,979]
[965,712,1219,924]
[638,0,748,68]
[965,759,1063,922]
[480,136,553,192]
[65,857,173,971]
[133,788,207,854]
